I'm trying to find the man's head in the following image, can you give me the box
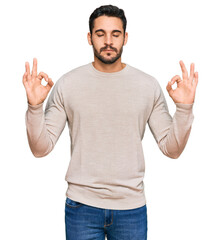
[87,5,128,64]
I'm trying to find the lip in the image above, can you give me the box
[103,49,114,52]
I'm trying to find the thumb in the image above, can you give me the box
[166,81,174,96]
[45,78,54,92]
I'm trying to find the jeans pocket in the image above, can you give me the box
[65,197,83,209]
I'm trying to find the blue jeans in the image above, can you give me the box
[65,197,148,240]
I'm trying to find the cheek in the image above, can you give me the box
[115,38,124,46]
[93,39,103,48]
[114,42,124,51]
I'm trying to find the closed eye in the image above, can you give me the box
[97,34,120,37]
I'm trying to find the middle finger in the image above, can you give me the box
[179,60,188,80]
[25,62,30,75]
[31,58,38,77]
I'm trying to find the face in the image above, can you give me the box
[87,16,128,64]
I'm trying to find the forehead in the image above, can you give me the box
[93,16,123,32]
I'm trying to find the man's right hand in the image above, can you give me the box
[22,58,54,106]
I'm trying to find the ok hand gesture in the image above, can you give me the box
[166,60,198,104]
[22,58,54,106]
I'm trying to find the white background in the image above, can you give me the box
[0,0,220,239]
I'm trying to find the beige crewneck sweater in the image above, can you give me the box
[25,62,194,210]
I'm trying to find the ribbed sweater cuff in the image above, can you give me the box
[27,102,44,114]
[175,102,194,113]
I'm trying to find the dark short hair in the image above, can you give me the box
[89,5,127,35]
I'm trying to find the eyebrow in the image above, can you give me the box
[95,29,122,34]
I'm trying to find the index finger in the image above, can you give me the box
[31,58,38,77]
[179,60,188,80]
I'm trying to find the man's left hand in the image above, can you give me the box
[166,60,198,104]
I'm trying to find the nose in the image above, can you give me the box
[104,34,113,45]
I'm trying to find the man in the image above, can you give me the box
[23,4,198,240]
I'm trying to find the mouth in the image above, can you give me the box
[103,49,115,52]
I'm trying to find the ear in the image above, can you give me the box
[87,32,92,45]
[123,32,128,46]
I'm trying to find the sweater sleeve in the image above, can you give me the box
[25,77,67,157]
[147,79,194,159]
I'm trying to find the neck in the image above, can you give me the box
[92,58,126,73]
